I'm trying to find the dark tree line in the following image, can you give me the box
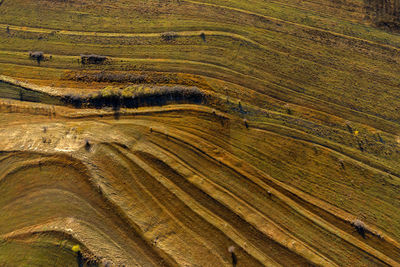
[63,86,204,110]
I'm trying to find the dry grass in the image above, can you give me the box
[1,0,400,265]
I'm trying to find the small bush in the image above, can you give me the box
[228,246,237,267]
[345,121,353,133]
[200,32,206,42]
[161,32,178,41]
[29,51,44,64]
[284,104,292,115]
[352,219,366,238]
[238,101,243,112]
[243,119,249,129]
[84,139,91,151]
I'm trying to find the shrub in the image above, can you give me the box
[29,51,44,64]
[243,119,249,129]
[352,219,366,238]
[228,246,237,267]
[161,32,178,41]
[238,101,243,112]
[284,104,292,115]
[200,32,206,42]
[84,139,91,151]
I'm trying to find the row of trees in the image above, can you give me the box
[63,85,204,109]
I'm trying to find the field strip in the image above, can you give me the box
[0,154,172,266]
[2,53,400,138]
[132,144,286,266]
[183,0,400,51]
[1,217,138,265]
[149,126,400,266]
[0,23,259,41]
[169,121,400,248]
[2,2,399,53]
[0,22,396,76]
[124,146,282,266]
[2,55,400,139]
[122,142,331,266]
[110,116,400,255]
[103,143,229,266]
[0,24,346,74]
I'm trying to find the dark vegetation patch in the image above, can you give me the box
[63,85,204,109]
[80,54,109,65]
[0,81,204,110]
[29,51,45,64]
[364,0,400,31]
[161,31,179,41]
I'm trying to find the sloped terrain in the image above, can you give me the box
[1,0,400,266]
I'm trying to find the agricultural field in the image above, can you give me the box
[0,0,400,266]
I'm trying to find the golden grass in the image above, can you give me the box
[1,0,400,266]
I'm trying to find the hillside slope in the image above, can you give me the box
[0,0,400,266]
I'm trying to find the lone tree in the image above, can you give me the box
[228,246,237,267]
[353,219,366,238]
[84,139,91,151]
[200,32,206,42]
[29,51,44,65]
[243,119,249,129]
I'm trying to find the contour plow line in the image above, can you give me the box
[0,23,357,74]
[95,143,233,266]
[0,152,174,266]
[112,143,302,266]
[183,0,400,52]
[145,124,400,266]
[3,49,400,136]
[129,141,332,266]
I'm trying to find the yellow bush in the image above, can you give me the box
[71,244,81,252]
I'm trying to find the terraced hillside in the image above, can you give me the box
[1,0,400,266]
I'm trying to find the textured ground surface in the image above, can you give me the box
[1,0,400,266]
